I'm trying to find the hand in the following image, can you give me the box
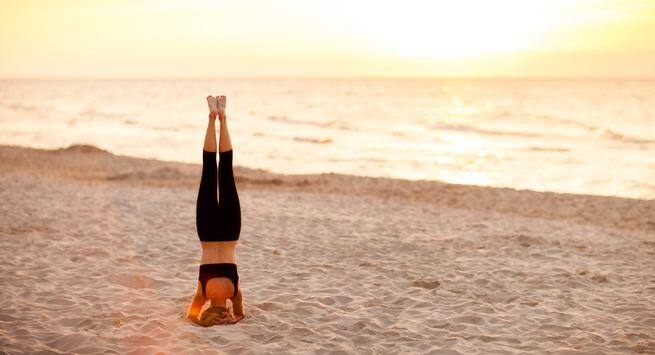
[193,306,243,326]
[189,315,214,327]
[189,314,238,327]
[229,314,245,324]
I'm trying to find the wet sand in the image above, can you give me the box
[1,144,654,354]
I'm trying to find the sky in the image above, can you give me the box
[1,0,654,78]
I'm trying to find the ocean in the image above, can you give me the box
[1,78,653,199]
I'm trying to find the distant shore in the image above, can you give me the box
[1,144,654,353]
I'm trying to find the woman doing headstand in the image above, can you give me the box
[187,95,244,326]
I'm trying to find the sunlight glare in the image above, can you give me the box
[336,0,597,58]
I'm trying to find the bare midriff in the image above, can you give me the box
[200,241,238,264]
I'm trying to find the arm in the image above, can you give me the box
[187,281,210,326]
[231,285,245,323]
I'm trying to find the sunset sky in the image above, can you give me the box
[1,0,654,78]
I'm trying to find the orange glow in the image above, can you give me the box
[0,0,653,78]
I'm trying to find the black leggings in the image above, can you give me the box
[196,149,241,242]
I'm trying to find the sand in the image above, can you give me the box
[1,144,654,354]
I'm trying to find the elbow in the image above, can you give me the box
[187,308,199,320]
[187,306,198,320]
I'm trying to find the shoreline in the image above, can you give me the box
[2,141,651,201]
[2,143,653,233]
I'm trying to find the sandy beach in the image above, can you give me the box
[1,144,654,354]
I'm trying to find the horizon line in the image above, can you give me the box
[2,75,654,81]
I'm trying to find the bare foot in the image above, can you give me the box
[207,95,218,120]
[216,95,226,120]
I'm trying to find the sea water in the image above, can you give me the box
[1,78,653,199]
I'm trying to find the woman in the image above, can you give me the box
[187,95,245,326]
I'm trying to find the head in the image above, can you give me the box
[200,278,235,324]
[200,304,231,324]
[204,278,235,305]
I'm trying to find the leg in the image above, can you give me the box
[196,118,219,241]
[217,95,232,153]
[218,118,232,153]
[203,119,217,153]
[217,111,241,240]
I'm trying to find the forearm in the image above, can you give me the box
[232,288,245,316]
[187,293,205,320]
[187,303,212,327]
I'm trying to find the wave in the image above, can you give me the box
[434,122,655,146]
[525,146,571,153]
[525,114,655,145]
[532,114,598,132]
[143,125,179,132]
[267,115,351,130]
[433,122,541,138]
[293,136,332,144]
[600,129,655,145]
[250,131,332,144]
[7,102,40,112]
[78,107,126,119]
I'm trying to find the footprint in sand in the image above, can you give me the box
[412,280,441,289]
[591,274,609,283]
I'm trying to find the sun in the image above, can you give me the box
[337,0,584,59]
